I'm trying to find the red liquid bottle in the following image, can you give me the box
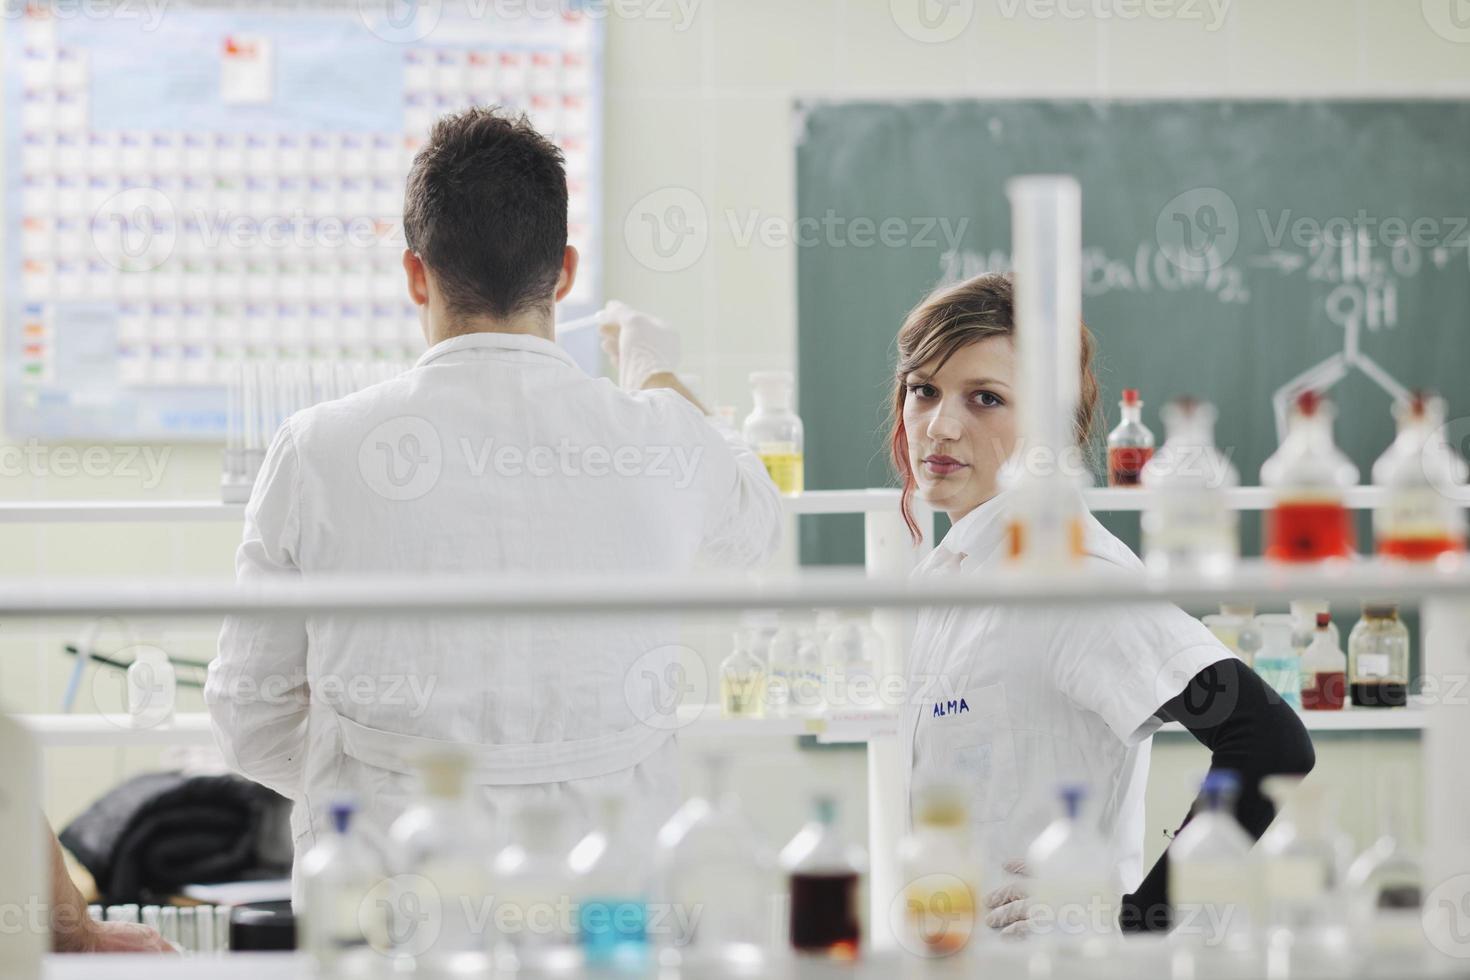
[1300,611,1346,710]
[1107,388,1155,487]
[1372,391,1468,561]
[1261,390,1358,562]
[781,796,864,960]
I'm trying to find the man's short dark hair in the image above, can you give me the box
[402,108,568,320]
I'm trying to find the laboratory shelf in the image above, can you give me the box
[1,562,1467,618]
[20,706,1425,748]
[0,485,1418,523]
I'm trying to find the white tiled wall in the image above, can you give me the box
[0,0,1456,879]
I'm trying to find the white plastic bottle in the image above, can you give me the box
[0,714,42,979]
[489,803,579,973]
[894,782,982,959]
[1299,612,1347,711]
[1141,397,1239,576]
[387,751,492,971]
[300,798,387,969]
[743,370,804,494]
[1169,771,1255,949]
[1027,784,1117,950]
[127,645,176,729]
[1372,391,1468,560]
[1253,777,1350,946]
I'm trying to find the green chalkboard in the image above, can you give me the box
[795,100,1470,566]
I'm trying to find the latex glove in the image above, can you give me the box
[985,860,1031,937]
[598,300,681,390]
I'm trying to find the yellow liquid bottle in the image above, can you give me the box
[744,370,805,496]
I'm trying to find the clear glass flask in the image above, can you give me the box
[780,795,865,961]
[1141,397,1239,576]
[820,615,882,716]
[1106,388,1155,487]
[1026,784,1117,951]
[567,796,653,970]
[300,798,388,971]
[1347,783,1424,956]
[743,370,804,495]
[1260,390,1359,562]
[655,754,777,968]
[387,751,492,973]
[1300,612,1347,710]
[1203,602,1261,670]
[1372,391,1468,560]
[896,782,982,959]
[1252,615,1303,711]
[765,625,799,718]
[1169,770,1255,948]
[489,802,579,973]
[1255,777,1350,939]
[1348,602,1410,708]
[770,626,825,717]
[719,630,767,720]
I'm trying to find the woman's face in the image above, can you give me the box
[902,335,1019,523]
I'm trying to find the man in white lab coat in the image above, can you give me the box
[205,109,782,883]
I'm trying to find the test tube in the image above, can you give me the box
[119,904,140,924]
[178,906,196,952]
[87,904,102,923]
[105,905,126,923]
[214,905,230,953]
[160,906,178,946]
[195,904,214,954]
[142,906,161,934]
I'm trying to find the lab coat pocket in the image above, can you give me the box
[922,683,1019,824]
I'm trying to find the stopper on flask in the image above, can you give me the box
[1122,388,1141,407]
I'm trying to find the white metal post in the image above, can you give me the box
[863,502,933,951]
[1420,595,1470,961]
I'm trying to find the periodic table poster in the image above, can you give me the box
[5,1,603,439]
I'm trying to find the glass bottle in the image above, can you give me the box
[489,802,579,973]
[1300,613,1347,711]
[1026,784,1116,951]
[655,754,777,968]
[1260,390,1359,562]
[770,626,825,718]
[1254,777,1350,940]
[1373,391,1468,560]
[1203,603,1261,670]
[1346,784,1423,954]
[567,796,653,970]
[719,630,767,720]
[301,797,388,970]
[780,795,865,960]
[1141,397,1239,576]
[765,625,799,719]
[896,781,982,959]
[387,751,492,972]
[1289,598,1340,659]
[1348,603,1410,708]
[821,615,882,717]
[1169,770,1255,947]
[1107,388,1155,487]
[1251,614,1302,711]
[743,370,804,495]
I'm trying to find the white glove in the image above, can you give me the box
[985,860,1031,937]
[598,300,681,391]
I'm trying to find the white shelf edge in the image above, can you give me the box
[0,485,1427,523]
[18,706,1425,748]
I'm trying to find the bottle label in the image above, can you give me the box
[1265,857,1327,902]
[1357,653,1391,678]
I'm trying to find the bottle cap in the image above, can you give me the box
[1315,612,1331,629]
[328,798,355,834]
[1059,783,1087,820]
[813,795,838,825]
[1363,601,1399,619]
[416,750,470,799]
[1295,389,1321,415]
[1201,769,1240,799]
[1122,388,1141,406]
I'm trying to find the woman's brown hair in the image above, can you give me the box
[889,272,1100,542]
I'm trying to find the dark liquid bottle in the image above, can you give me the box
[790,872,861,957]
[1350,681,1408,708]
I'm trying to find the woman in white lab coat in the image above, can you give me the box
[890,273,1314,934]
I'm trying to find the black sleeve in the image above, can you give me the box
[1118,658,1316,933]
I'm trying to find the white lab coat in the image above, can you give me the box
[901,489,1232,899]
[206,332,782,885]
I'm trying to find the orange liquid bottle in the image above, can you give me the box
[1261,391,1359,563]
[1372,392,1468,561]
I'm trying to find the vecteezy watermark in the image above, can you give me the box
[990,0,1231,30]
[891,0,975,42]
[623,189,970,274]
[625,645,708,732]
[1,0,171,30]
[1155,187,1240,274]
[356,0,700,45]
[888,873,978,958]
[90,188,403,274]
[0,441,170,487]
[1256,209,1470,252]
[1421,0,1470,44]
[357,418,709,503]
[203,669,441,720]
[623,188,710,274]
[1424,873,1470,959]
